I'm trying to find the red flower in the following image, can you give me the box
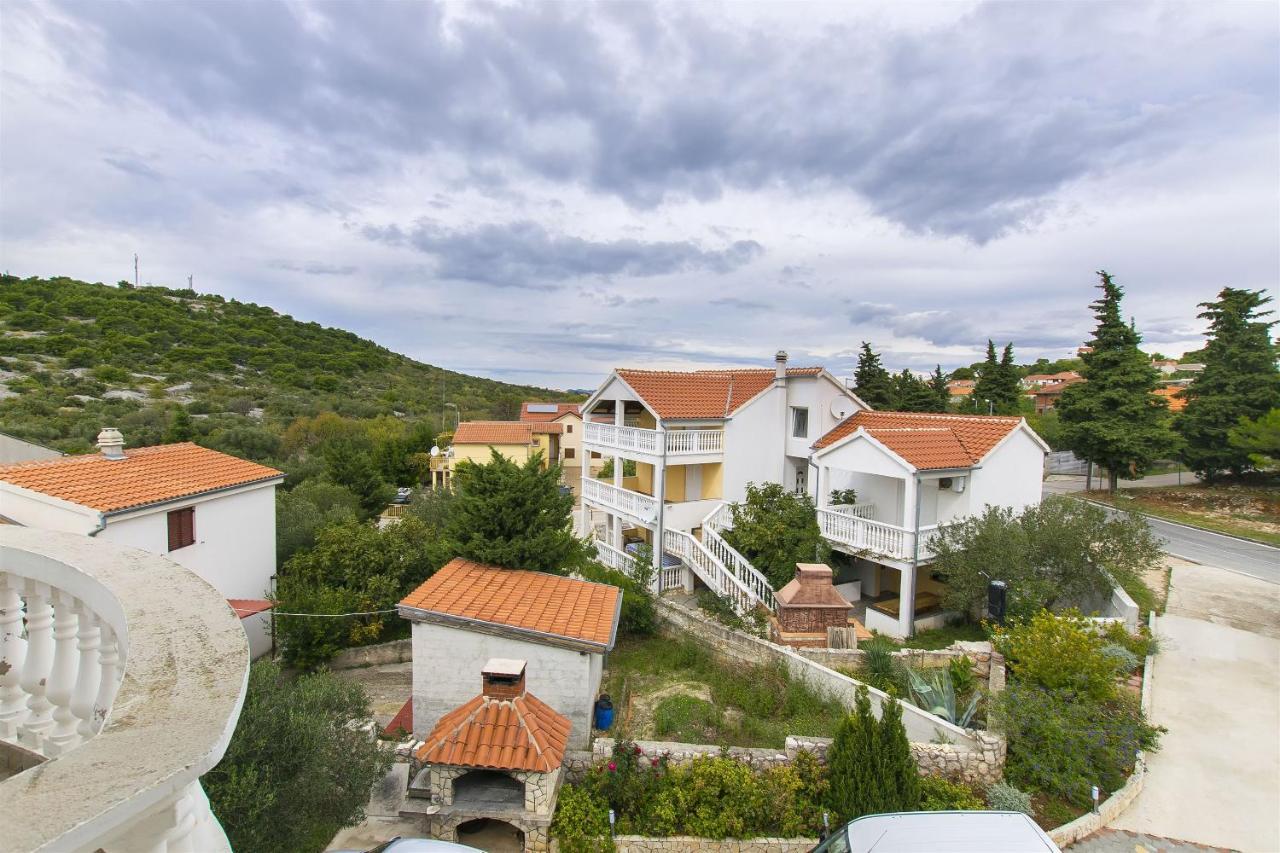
[608,761,617,772]
[651,758,659,767]
[634,745,642,755]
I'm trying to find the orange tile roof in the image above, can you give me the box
[399,558,621,649]
[519,402,582,422]
[813,411,1024,470]
[228,598,274,618]
[452,421,562,444]
[1153,386,1187,412]
[0,442,283,514]
[616,367,825,420]
[416,688,571,772]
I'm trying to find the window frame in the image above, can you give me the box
[167,506,196,551]
[791,406,809,438]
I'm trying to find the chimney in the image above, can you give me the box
[481,658,527,700]
[774,349,788,383]
[97,428,126,460]
[795,562,834,589]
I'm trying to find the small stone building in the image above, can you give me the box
[397,558,621,749]
[405,659,570,852]
[772,563,853,647]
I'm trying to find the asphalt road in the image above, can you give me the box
[1043,478,1280,585]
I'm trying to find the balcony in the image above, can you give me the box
[817,505,938,563]
[0,527,249,852]
[583,423,723,459]
[580,478,659,525]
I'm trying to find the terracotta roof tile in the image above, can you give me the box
[520,402,582,423]
[453,421,562,444]
[616,367,824,420]
[417,689,571,772]
[399,558,621,649]
[813,411,1024,470]
[227,598,274,618]
[0,443,283,513]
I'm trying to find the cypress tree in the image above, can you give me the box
[974,341,1021,414]
[853,342,895,410]
[971,341,1000,414]
[875,698,920,812]
[1057,271,1177,491]
[825,687,881,822]
[929,365,950,412]
[892,369,938,413]
[995,343,1023,414]
[1176,288,1280,480]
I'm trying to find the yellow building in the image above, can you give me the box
[520,402,603,497]
[430,421,562,489]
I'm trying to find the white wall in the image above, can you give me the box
[410,621,603,749]
[100,485,277,600]
[0,433,62,464]
[0,487,98,532]
[722,387,786,502]
[964,428,1045,516]
[242,613,273,660]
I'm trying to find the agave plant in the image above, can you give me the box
[906,666,981,728]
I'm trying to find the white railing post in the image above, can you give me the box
[44,590,83,756]
[71,611,103,742]
[92,625,121,736]
[18,580,55,753]
[0,575,27,741]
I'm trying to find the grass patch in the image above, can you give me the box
[603,633,846,748]
[1031,793,1087,830]
[1087,483,1280,547]
[873,621,989,650]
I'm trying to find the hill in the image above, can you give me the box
[0,275,579,453]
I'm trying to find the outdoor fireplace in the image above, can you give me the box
[773,563,854,647]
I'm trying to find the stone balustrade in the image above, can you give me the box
[0,527,248,852]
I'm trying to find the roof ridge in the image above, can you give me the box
[511,695,552,769]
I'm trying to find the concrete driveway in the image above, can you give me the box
[1109,561,1280,852]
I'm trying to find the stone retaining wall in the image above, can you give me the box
[329,638,412,669]
[610,836,816,853]
[653,598,1006,785]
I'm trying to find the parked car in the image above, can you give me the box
[814,811,1059,853]
[394,487,413,504]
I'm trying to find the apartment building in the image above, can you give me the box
[519,402,602,496]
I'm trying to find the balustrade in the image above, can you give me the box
[581,478,659,523]
[583,422,724,456]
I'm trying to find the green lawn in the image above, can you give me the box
[1087,483,1280,547]
[874,621,989,650]
[601,633,846,748]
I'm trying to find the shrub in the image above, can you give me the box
[724,482,830,589]
[993,683,1162,806]
[653,695,721,742]
[986,781,1034,816]
[650,756,766,838]
[551,785,614,853]
[579,562,656,638]
[1100,620,1160,659]
[858,637,905,695]
[905,667,981,728]
[992,610,1118,701]
[1100,643,1141,676]
[947,655,978,696]
[826,688,919,823]
[919,775,984,811]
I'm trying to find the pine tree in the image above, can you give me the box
[1057,271,1177,491]
[165,407,194,443]
[825,687,881,823]
[446,448,589,573]
[973,341,1021,414]
[323,438,392,515]
[929,365,950,412]
[853,342,894,410]
[875,698,920,812]
[995,343,1023,414]
[892,369,938,413]
[1176,288,1280,480]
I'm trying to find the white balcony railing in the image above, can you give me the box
[817,508,938,562]
[662,528,760,616]
[581,478,659,524]
[0,527,249,853]
[830,502,876,520]
[701,504,778,612]
[583,422,723,457]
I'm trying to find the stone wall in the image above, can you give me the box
[610,836,816,853]
[796,642,1007,697]
[653,598,1005,784]
[328,638,412,669]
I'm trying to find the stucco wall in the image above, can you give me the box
[410,621,602,749]
[0,487,96,533]
[0,433,62,465]
[99,484,277,600]
[964,428,1045,517]
[722,390,785,503]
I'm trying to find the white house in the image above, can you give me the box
[397,557,621,750]
[0,431,63,466]
[811,411,1049,637]
[0,429,284,658]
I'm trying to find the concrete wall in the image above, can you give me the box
[242,612,273,660]
[330,638,413,669]
[723,391,785,503]
[0,487,97,533]
[0,433,61,464]
[410,621,602,750]
[964,427,1045,518]
[99,484,277,600]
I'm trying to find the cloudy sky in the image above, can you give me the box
[1,1,1276,390]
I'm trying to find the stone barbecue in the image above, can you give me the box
[773,563,852,638]
[403,659,570,852]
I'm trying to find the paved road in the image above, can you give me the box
[1043,479,1280,585]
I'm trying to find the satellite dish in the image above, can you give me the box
[429,445,440,457]
[830,398,853,420]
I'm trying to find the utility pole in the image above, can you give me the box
[134,254,139,287]
[188,274,193,291]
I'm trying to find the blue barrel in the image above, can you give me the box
[593,695,614,730]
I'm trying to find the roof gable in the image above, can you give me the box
[398,558,622,650]
[0,443,283,514]
[614,367,824,420]
[813,411,1027,470]
[416,690,571,772]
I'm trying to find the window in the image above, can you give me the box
[564,448,576,460]
[791,406,809,438]
[167,507,195,551]
[565,423,573,434]
[590,451,602,459]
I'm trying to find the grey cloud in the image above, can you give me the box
[579,288,660,308]
[710,297,768,311]
[269,260,358,276]
[363,219,762,286]
[38,1,1279,241]
[102,155,165,182]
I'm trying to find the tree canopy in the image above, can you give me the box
[1056,272,1176,490]
[972,341,1022,414]
[724,482,829,589]
[853,342,894,409]
[1176,288,1280,480]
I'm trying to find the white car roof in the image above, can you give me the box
[842,811,1059,852]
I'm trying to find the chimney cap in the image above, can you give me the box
[775,350,788,362]
[97,428,126,460]
[482,658,526,678]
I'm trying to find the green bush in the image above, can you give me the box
[858,637,905,695]
[550,785,614,853]
[1100,620,1159,659]
[653,695,721,742]
[1100,643,1140,676]
[985,781,1034,816]
[918,775,984,811]
[992,610,1118,702]
[826,688,919,823]
[578,561,656,638]
[650,756,767,838]
[994,683,1162,807]
[724,482,829,589]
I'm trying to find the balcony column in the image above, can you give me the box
[92,625,121,735]
[71,610,103,741]
[0,574,28,740]
[17,580,55,752]
[44,589,84,756]
[613,399,625,551]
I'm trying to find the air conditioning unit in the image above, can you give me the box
[950,476,967,494]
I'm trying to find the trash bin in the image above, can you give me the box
[593,694,614,730]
